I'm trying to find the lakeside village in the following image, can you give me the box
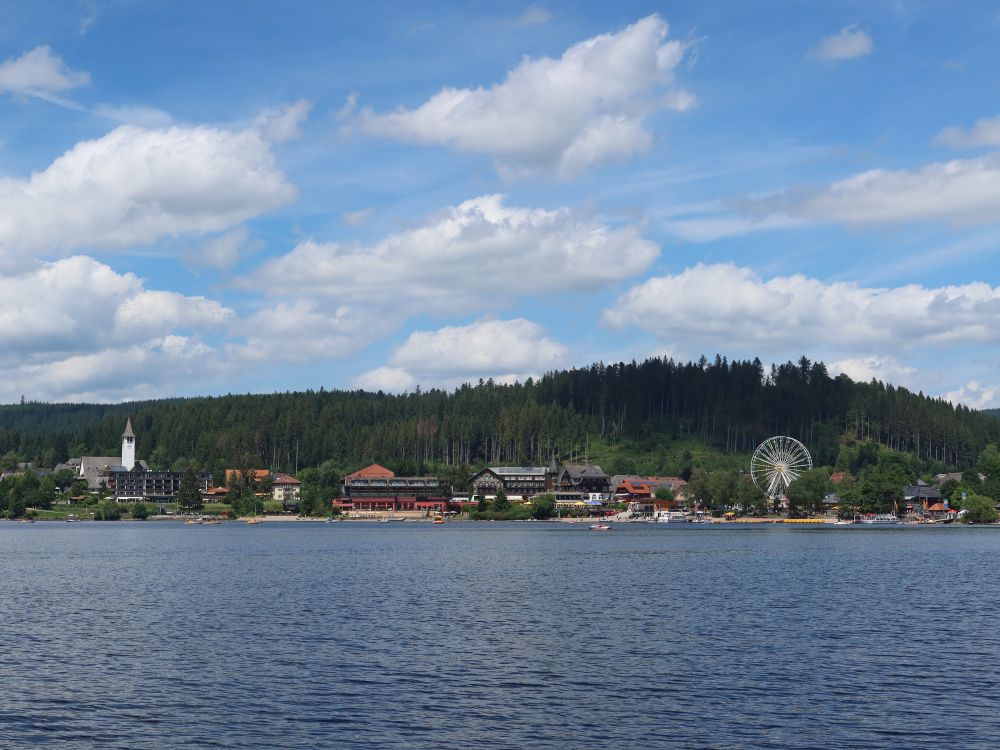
[0,420,998,525]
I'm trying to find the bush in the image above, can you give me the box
[961,494,998,524]
[531,493,556,520]
[130,504,151,520]
[94,502,123,521]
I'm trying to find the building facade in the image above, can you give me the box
[468,466,556,499]
[339,464,454,512]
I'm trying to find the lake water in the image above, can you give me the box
[1,521,998,749]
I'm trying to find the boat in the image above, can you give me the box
[65,515,80,523]
[380,513,405,522]
[653,510,690,524]
[589,523,612,531]
[245,515,264,525]
[858,514,900,525]
[203,519,221,525]
[324,517,341,524]
[185,517,204,525]
[432,515,445,524]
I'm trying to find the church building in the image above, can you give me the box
[57,419,212,501]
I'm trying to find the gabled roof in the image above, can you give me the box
[347,464,395,480]
[561,462,608,480]
[272,472,301,485]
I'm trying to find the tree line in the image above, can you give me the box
[0,355,995,485]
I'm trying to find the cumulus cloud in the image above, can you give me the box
[829,355,918,385]
[6,336,218,403]
[0,256,231,360]
[0,125,294,266]
[229,301,393,363]
[249,194,658,312]
[758,152,1000,227]
[256,99,313,143]
[0,45,89,95]
[357,15,693,177]
[943,381,1000,410]
[605,262,1000,351]
[0,256,233,400]
[808,25,873,61]
[935,115,1000,149]
[357,318,569,391]
[354,366,416,393]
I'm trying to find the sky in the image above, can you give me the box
[2,0,1000,407]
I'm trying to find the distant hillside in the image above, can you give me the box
[0,356,995,480]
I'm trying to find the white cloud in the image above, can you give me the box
[354,366,416,393]
[7,336,218,403]
[760,152,1000,227]
[249,194,658,312]
[808,25,873,61]
[358,15,693,177]
[0,256,232,359]
[605,262,1000,352]
[229,301,392,363]
[358,318,569,390]
[0,256,233,401]
[0,125,295,266]
[516,5,552,27]
[935,115,1000,148]
[943,381,1000,410]
[0,46,89,95]
[256,99,313,143]
[829,355,918,385]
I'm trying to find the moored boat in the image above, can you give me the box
[858,514,900,525]
[653,510,689,524]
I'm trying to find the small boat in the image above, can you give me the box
[203,519,221,525]
[589,523,612,531]
[185,517,204,525]
[65,515,80,523]
[432,515,445,524]
[324,517,341,524]
[654,510,689,524]
[245,516,265,525]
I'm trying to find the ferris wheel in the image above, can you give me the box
[751,436,812,500]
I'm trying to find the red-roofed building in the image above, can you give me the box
[345,464,394,480]
[339,464,455,513]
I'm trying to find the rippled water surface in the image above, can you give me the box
[2,521,999,749]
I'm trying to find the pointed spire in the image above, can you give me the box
[122,418,135,439]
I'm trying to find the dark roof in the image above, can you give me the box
[561,463,608,480]
[904,485,942,500]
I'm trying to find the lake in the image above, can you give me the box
[1,521,998,749]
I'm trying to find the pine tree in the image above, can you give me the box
[177,465,203,511]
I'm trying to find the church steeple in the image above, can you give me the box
[121,418,136,471]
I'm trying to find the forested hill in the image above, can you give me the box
[0,356,995,477]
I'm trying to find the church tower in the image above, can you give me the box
[122,418,136,471]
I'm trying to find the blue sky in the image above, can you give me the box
[2,1,1000,406]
